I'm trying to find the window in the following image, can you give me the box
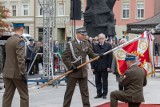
[40,7,43,16]
[38,2,43,16]
[58,3,64,16]
[122,3,130,19]
[137,2,144,19]
[11,5,17,16]
[22,4,29,16]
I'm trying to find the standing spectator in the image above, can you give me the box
[155,43,159,55]
[34,41,43,74]
[110,54,147,107]
[54,40,59,53]
[93,33,112,99]
[62,27,99,107]
[26,38,36,75]
[54,40,59,72]
[2,23,29,107]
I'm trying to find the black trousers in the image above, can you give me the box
[95,70,108,96]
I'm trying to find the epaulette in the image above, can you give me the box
[19,36,25,41]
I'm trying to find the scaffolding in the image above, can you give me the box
[42,0,55,80]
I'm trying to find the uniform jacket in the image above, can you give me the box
[62,39,98,78]
[119,64,147,103]
[92,42,112,71]
[3,34,25,79]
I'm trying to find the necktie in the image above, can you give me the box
[80,41,82,47]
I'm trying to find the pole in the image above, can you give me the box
[103,35,141,56]
[38,56,99,89]
[38,35,142,89]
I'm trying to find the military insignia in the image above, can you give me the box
[117,50,126,59]
[138,40,148,51]
[20,41,25,46]
[83,47,89,51]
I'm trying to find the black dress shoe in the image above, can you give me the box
[102,96,107,99]
[94,95,102,99]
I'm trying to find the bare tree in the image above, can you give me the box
[0,2,10,36]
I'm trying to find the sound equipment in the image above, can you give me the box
[70,0,81,20]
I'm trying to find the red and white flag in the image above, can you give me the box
[113,31,154,75]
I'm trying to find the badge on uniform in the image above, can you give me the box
[20,41,25,46]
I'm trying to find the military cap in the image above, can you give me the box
[125,53,136,61]
[13,23,25,28]
[76,27,88,36]
[29,38,34,41]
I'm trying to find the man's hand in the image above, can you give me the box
[107,68,111,72]
[99,53,104,58]
[22,74,27,85]
[70,65,77,71]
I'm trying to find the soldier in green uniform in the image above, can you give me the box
[2,23,29,107]
[0,46,3,74]
[110,54,147,107]
[62,27,101,107]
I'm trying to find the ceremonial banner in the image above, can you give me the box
[113,31,154,75]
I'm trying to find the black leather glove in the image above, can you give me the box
[22,74,27,85]
[99,53,104,58]
[70,65,77,71]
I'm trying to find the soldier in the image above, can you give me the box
[110,54,147,107]
[0,46,3,90]
[62,27,102,107]
[2,23,29,107]
[0,46,3,74]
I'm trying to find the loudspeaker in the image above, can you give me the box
[70,0,81,20]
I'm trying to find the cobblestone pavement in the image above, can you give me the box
[0,72,160,107]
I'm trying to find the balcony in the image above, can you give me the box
[55,16,70,25]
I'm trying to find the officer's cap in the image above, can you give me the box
[125,53,136,61]
[76,27,88,36]
[13,23,25,28]
[29,38,34,41]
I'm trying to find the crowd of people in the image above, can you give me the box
[1,23,147,107]
[26,39,43,75]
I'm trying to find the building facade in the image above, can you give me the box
[2,0,86,42]
[113,0,160,39]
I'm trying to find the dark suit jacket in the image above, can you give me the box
[62,39,98,78]
[92,42,112,71]
[3,34,25,79]
[119,64,147,102]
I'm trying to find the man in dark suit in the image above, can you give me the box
[62,27,99,107]
[110,54,147,107]
[2,23,29,107]
[92,33,112,99]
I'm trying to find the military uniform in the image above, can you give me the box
[110,57,147,107]
[2,32,29,107]
[0,46,3,74]
[62,39,98,107]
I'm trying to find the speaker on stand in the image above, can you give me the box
[70,0,81,39]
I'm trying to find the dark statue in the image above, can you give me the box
[84,0,116,38]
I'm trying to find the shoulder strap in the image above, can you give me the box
[68,41,81,63]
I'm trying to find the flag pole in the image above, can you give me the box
[38,35,142,89]
[103,35,141,56]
